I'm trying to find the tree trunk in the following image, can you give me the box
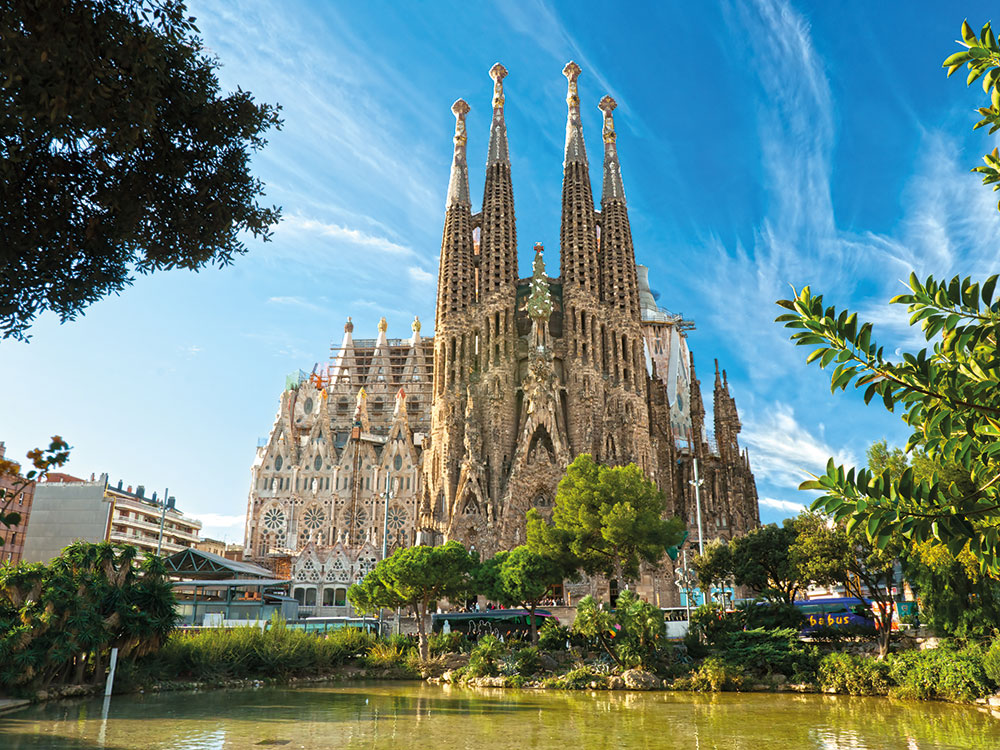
[875,603,893,659]
[73,653,86,685]
[91,647,104,685]
[416,599,429,661]
[529,604,538,645]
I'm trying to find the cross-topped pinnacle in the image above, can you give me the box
[563,61,581,107]
[452,98,470,142]
[599,95,617,143]
[490,63,507,109]
[446,99,472,207]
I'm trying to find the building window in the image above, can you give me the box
[304,588,317,606]
[323,588,336,606]
[335,587,347,607]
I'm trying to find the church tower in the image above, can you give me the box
[421,98,476,542]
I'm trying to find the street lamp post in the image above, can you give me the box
[156,487,171,557]
[689,457,706,606]
[379,470,393,637]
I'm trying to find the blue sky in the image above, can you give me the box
[3,0,999,542]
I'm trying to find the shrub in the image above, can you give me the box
[889,643,992,703]
[738,601,805,631]
[429,631,468,656]
[467,635,506,678]
[983,637,1000,687]
[538,619,571,651]
[818,652,891,696]
[512,646,543,675]
[688,657,743,692]
[365,641,412,670]
[715,628,817,680]
[689,603,742,646]
[559,665,605,689]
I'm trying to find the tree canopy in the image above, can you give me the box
[0,541,176,689]
[475,545,570,644]
[348,540,475,660]
[1,0,281,339]
[526,454,686,583]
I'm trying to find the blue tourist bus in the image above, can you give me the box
[282,616,381,634]
[794,597,876,631]
[431,609,559,640]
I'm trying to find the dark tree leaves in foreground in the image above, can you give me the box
[775,22,1000,572]
[527,454,686,584]
[1,0,282,340]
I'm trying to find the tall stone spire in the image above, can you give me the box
[487,63,509,166]
[480,63,517,298]
[436,99,475,322]
[559,62,599,296]
[597,94,640,320]
[598,95,625,204]
[446,99,471,209]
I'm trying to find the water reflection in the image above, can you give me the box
[0,683,997,750]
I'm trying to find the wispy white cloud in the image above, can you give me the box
[267,296,333,315]
[760,497,807,514]
[279,215,415,256]
[742,402,856,490]
[407,266,435,284]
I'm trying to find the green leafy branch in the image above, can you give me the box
[943,20,1000,207]
[776,273,1000,571]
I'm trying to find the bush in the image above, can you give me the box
[714,628,817,680]
[689,603,742,645]
[429,631,468,656]
[687,657,743,692]
[365,641,413,671]
[889,643,992,703]
[738,601,805,631]
[538,619,571,651]
[983,637,1000,687]
[818,652,891,696]
[468,635,506,678]
[512,646,543,675]
[558,665,605,690]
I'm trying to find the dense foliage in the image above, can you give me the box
[867,440,1000,636]
[474,545,570,644]
[126,622,418,687]
[0,542,176,691]
[572,591,667,669]
[1,0,281,339]
[526,454,686,583]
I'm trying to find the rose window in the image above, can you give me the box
[303,506,325,530]
[262,507,286,531]
[345,507,369,529]
[387,505,407,531]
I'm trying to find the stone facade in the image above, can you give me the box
[244,63,759,610]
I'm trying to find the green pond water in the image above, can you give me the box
[1,682,999,750]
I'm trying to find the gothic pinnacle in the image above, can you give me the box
[599,95,625,204]
[487,63,509,166]
[563,61,586,165]
[445,98,471,209]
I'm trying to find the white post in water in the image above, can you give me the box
[104,647,119,697]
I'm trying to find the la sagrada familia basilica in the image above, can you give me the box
[243,63,760,610]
